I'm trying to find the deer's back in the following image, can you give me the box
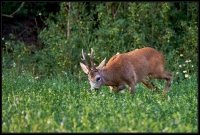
[105,47,165,82]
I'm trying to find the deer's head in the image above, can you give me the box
[80,48,106,90]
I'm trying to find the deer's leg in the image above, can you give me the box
[141,80,159,91]
[163,71,173,95]
[141,80,154,89]
[128,83,136,94]
[152,71,172,95]
[118,84,126,93]
[109,84,126,93]
[118,84,126,91]
[109,86,117,92]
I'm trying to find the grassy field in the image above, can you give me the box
[2,69,198,133]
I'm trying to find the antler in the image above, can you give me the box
[90,48,95,68]
[81,49,89,69]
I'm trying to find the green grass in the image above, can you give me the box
[2,69,198,133]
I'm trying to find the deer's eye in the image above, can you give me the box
[96,77,101,82]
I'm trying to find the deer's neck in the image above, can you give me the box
[99,68,116,86]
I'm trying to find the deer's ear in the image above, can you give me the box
[96,58,106,70]
[80,62,89,74]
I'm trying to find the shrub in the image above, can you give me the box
[3,2,198,81]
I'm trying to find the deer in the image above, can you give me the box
[80,47,172,95]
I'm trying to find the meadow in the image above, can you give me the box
[2,69,198,132]
[2,2,198,133]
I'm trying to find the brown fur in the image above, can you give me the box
[81,47,173,94]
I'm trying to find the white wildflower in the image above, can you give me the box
[12,62,16,67]
[25,114,29,121]
[62,71,67,75]
[61,121,64,127]
[180,54,183,57]
[179,65,182,68]
[47,119,51,124]
[22,111,25,115]
[185,74,189,78]
[185,60,191,63]
[176,72,179,75]
[191,65,194,68]
[183,70,187,73]
[61,117,66,127]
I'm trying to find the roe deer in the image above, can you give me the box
[80,47,172,95]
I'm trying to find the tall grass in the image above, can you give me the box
[2,68,198,132]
